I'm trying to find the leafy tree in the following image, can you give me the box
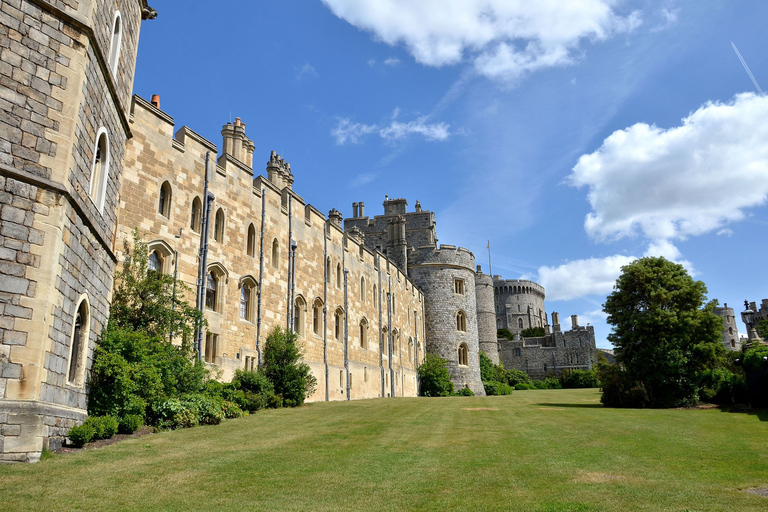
[88,232,208,421]
[520,327,545,338]
[603,257,724,407]
[418,353,454,397]
[261,326,317,407]
[110,229,202,342]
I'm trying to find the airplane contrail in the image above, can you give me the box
[731,42,763,95]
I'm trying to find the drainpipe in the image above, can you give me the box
[343,252,350,400]
[195,152,215,361]
[387,275,394,398]
[378,255,384,397]
[286,194,293,330]
[323,224,329,401]
[255,189,266,366]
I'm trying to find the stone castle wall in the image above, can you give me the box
[408,245,485,395]
[118,96,426,403]
[0,0,152,462]
[499,323,596,380]
[493,277,546,335]
[474,267,498,364]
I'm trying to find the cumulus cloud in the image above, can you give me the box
[350,172,376,188]
[570,93,768,242]
[332,109,451,145]
[322,0,641,81]
[383,57,400,67]
[538,254,637,301]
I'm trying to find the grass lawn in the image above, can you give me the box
[1,389,767,511]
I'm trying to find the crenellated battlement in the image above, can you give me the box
[493,278,545,299]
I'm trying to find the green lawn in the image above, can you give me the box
[1,389,766,511]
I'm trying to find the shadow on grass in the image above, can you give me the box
[719,405,768,421]
[535,403,604,409]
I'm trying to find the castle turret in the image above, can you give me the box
[386,215,407,271]
[266,151,293,189]
[475,265,499,364]
[714,302,742,351]
[409,245,485,396]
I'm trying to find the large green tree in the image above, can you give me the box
[603,257,724,407]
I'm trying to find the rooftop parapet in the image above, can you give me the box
[408,243,476,270]
[493,278,545,298]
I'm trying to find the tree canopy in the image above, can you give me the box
[602,257,724,407]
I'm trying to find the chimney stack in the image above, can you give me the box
[151,94,160,108]
[352,202,359,218]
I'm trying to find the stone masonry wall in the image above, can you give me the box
[499,326,597,380]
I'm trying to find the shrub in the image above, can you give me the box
[98,416,119,438]
[520,327,545,338]
[118,414,143,434]
[261,326,317,407]
[221,400,244,418]
[67,423,96,447]
[182,393,224,425]
[484,381,514,395]
[454,387,475,396]
[418,353,454,397]
[151,398,198,429]
[742,345,768,372]
[699,368,747,405]
[560,369,599,389]
[231,369,274,395]
[497,328,515,340]
[514,382,536,390]
[598,364,649,408]
[504,369,532,387]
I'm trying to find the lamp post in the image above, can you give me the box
[742,300,764,346]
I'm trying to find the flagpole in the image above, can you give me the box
[487,240,492,276]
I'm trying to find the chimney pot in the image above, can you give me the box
[151,94,160,108]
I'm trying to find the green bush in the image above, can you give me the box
[418,353,454,397]
[497,328,515,340]
[182,393,224,425]
[699,368,747,405]
[514,382,536,390]
[504,369,532,387]
[453,387,475,396]
[261,327,317,407]
[98,416,119,438]
[520,327,546,338]
[742,345,768,372]
[560,369,600,389]
[598,364,649,408]
[534,377,562,390]
[67,423,96,447]
[483,381,514,395]
[231,369,274,395]
[118,414,143,434]
[221,400,244,418]
[151,398,198,429]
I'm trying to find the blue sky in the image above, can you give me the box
[134,1,768,348]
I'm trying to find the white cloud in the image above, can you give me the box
[296,62,318,80]
[538,254,637,301]
[322,0,641,82]
[350,172,376,188]
[570,93,768,243]
[332,109,451,145]
[367,59,377,67]
[651,8,679,32]
[383,57,400,67]
[331,118,377,144]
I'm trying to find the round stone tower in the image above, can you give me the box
[493,278,547,337]
[475,266,499,364]
[409,245,485,396]
[714,303,741,351]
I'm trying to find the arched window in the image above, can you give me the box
[731,339,736,348]
[239,277,256,321]
[294,296,306,336]
[213,208,225,242]
[205,271,218,311]
[148,250,163,273]
[108,11,122,77]
[190,196,202,232]
[360,276,366,303]
[373,285,377,308]
[158,181,172,217]
[456,310,467,332]
[247,224,256,257]
[359,318,368,349]
[728,327,733,335]
[458,343,469,366]
[496,318,502,329]
[326,257,331,283]
[334,307,344,340]
[67,298,90,386]
[88,128,109,213]
[518,318,524,329]
[313,299,323,335]
[336,263,342,288]
[272,239,280,269]
[382,326,388,355]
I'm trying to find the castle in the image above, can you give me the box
[0,0,595,462]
